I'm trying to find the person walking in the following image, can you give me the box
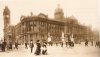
[25,42,28,49]
[15,42,18,49]
[9,42,12,49]
[2,40,7,52]
[34,40,41,55]
[95,41,99,48]
[91,41,93,46]
[0,40,2,51]
[85,40,88,46]
[61,42,63,47]
[65,41,68,47]
[30,40,34,53]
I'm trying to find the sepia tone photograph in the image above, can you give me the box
[0,0,100,57]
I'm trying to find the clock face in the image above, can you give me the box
[5,15,9,18]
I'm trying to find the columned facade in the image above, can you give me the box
[17,14,64,44]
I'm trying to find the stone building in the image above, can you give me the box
[16,13,65,44]
[3,5,95,44]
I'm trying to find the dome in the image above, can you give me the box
[55,4,63,13]
[54,4,64,19]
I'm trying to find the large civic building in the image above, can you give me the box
[3,5,96,44]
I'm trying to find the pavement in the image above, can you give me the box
[0,44,100,57]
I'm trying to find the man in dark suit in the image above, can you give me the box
[2,40,7,52]
[30,40,34,53]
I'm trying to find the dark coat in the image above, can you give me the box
[35,42,41,55]
[30,43,34,48]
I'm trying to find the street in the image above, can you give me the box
[0,43,100,57]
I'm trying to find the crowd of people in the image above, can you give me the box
[0,40,19,52]
[25,40,47,55]
[84,40,100,48]
[0,40,7,52]
[0,39,100,56]
[95,41,100,48]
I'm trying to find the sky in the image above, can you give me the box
[0,0,99,39]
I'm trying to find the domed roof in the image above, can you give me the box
[55,4,63,13]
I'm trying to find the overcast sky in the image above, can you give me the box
[0,0,99,39]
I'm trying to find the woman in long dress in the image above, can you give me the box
[34,40,41,55]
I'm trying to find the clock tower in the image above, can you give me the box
[3,6,11,41]
[3,6,10,29]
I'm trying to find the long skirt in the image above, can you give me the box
[34,48,41,55]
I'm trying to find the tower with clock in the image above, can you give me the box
[3,6,11,41]
[3,6,10,29]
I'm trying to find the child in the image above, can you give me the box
[41,42,47,55]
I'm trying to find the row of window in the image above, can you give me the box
[21,21,64,34]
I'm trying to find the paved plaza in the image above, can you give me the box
[0,43,100,57]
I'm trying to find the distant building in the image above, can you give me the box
[3,5,96,44]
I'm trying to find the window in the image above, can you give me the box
[30,21,33,25]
